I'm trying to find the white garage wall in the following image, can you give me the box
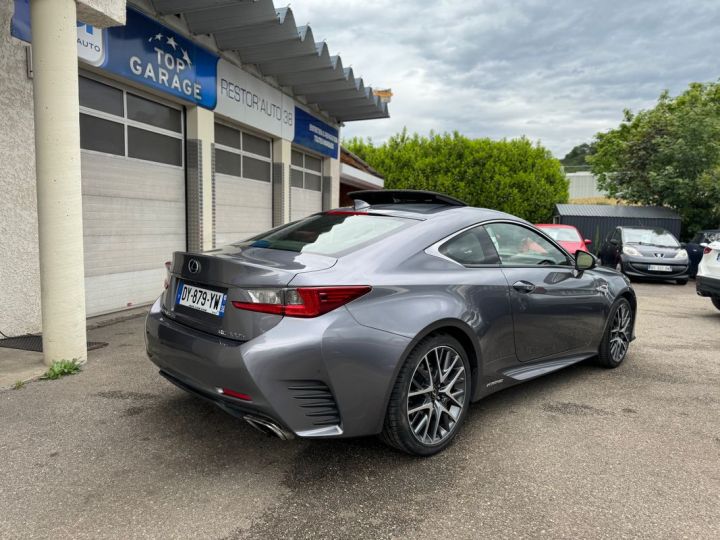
[215,175,272,246]
[81,152,186,315]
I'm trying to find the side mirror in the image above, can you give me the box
[610,238,619,246]
[584,238,592,245]
[575,250,596,271]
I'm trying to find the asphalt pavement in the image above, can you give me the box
[1,282,718,539]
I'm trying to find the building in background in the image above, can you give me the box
[0,0,389,338]
[339,147,385,206]
[553,204,681,250]
[565,171,615,204]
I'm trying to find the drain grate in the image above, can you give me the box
[0,335,108,353]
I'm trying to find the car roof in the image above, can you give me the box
[536,223,576,228]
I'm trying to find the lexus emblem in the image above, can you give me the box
[188,259,201,273]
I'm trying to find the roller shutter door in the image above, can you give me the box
[290,149,323,221]
[214,123,273,246]
[79,75,186,316]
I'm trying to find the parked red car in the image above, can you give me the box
[536,224,592,253]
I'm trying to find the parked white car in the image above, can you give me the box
[696,240,720,311]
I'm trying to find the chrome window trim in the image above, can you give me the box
[425,218,575,269]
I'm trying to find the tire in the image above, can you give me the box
[712,296,720,311]
[676,279,688,285]
[380,334,471,456]
[597,298,634,369]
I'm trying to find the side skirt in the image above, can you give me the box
[472,352,597,400]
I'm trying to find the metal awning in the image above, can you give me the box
[146,0,389,122]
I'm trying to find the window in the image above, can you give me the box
[542,227,581,242]
[79,77,123,117]
[79,114,124,156]
[621,228,679,248]
[79,75,184,167]
[214,122,272,182]
[439,226,499,265]
[215,123,241,149]
[244,213,414,256]
[290,149,323,192]
[484,222,569,266]
[128,127,182,166]
[126,94,181,133]
[216,149,241,176]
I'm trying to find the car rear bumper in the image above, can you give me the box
[145,298,411,438]
[696,275,720,297]
[621,259,689,280]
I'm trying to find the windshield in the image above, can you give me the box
[541,227,581,242]
[622,228,679,247]
[241,213,413,256]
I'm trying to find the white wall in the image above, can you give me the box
[0,0,42,336]
[567,172,606,200]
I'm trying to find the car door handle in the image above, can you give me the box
[513,280,535,293]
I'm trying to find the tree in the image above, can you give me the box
[560,142,595,169]
[345,130,568,223]
[590,82,720,238]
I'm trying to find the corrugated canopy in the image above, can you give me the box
[554,204,680,219]
[146,0,389,122]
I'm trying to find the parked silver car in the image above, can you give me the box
[146,190,636,455]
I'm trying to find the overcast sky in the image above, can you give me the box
[289,0,720,157]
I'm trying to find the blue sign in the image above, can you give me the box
[104,8,218,109]
[293,107,339,158]
[11,0,30,42]
[11,3,218,109]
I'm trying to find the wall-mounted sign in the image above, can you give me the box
[216,60,339,157]
[216,59,294,140]
[12,1,339,157]
[12,3,218,109]
[104,8,218,109]
[294,107,339,158]
[12,0,106,67]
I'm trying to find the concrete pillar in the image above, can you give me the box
[186,106,215,251]
[323,153,341,210]
[273,138,292,225]
[31,0,87,365]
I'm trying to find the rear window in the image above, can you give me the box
[243,213,414,256]
[541,227,581,242]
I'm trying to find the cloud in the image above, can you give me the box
[288,0,720,156]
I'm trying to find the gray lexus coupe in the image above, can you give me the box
[146,190,636,456]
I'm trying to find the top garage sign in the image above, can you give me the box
[12,1,338,156]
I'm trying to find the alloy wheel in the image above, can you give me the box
[407,345,467,445]
[609,303,631,363]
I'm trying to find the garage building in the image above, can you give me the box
[0,0,389,344]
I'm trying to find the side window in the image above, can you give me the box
[611,228,622,243]
[439,226,500,266]
[484,222,570,266]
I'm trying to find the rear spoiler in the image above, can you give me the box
[348,190,467,209]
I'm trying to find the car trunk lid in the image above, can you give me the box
[162,245,336,341]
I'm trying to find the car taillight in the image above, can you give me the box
[704,247,712,255]
[163,261,172,289]
[232,286,371,318]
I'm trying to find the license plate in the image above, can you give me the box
[648,264,672,272]
[176,282,227,316]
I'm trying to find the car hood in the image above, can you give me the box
[627,243,681,258]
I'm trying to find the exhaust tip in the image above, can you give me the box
[244,415,294,440]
